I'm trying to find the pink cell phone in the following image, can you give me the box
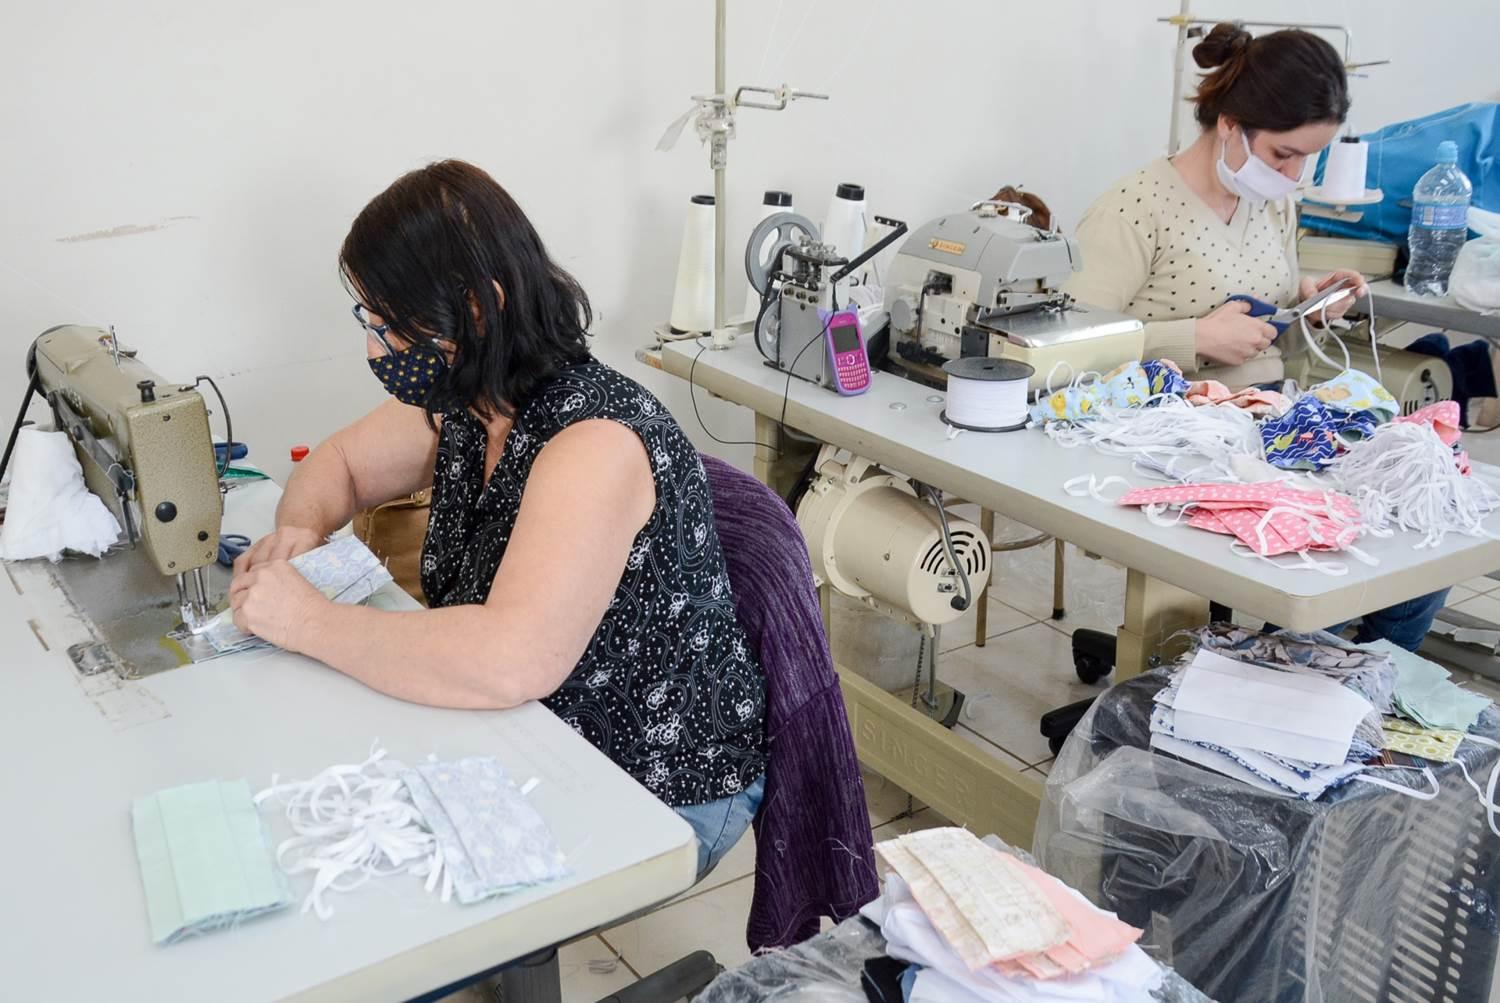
[825,309,870,396]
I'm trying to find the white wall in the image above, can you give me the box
[3,0,1497,482]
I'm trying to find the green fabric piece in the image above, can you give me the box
[1362,638,1492,732]
[131,779,289,944]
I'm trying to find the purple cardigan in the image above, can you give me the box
[701,454,878,953]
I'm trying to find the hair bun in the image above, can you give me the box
[1193,22,1252,69]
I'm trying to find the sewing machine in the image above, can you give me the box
[883,203,1145,391]
[24,325,224,675]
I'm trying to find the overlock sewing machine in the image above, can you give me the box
[882,201,1145,390]
[16,325,225,675]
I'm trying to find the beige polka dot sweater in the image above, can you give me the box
[1063,156,1300,389]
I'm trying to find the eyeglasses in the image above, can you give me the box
[351,302,396,355]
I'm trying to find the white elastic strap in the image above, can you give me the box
[1230,541,1349,576]
[1299,309,1351,375]
[1044,360,1075,396]
[1062,473,1131,503]
[1353,765,1440,800]
[1457,734,1500,838]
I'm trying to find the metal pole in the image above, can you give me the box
[712,0,728,345]
[1167,0,1191,155]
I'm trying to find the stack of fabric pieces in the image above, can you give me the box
[861,827,1160,1001]
[1148,627,1397,800]
[1116,482,1363,561]
[1361,638,1492,764]
[1258,370,1398,470]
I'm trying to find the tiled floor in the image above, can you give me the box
[441,524,1500,1002]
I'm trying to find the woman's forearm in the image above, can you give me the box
[291,601,565,709]
[275,444,360,536]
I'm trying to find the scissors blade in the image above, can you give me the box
[1278,276,1356,324]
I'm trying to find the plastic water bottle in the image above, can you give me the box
[1405,140,1472,296]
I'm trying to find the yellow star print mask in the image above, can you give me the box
[368,347,449,407]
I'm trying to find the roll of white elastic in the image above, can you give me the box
[941,357,1035,433]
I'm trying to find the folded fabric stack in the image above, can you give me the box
[1117,482,1363,559]
[862,827,1160,1001]
[201,534,394,654]
[1149,640,1394,800]
[1364,637,1492,736]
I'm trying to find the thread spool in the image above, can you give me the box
[941,357,1035,433]
[743,190,794,321]
[822,182,868,266]
[669,195,716,335]
[1323,137,1370,202]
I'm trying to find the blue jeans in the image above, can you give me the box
[1266,589,1450,653]
[673,773,766,880]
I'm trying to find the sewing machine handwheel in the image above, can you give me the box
[744,210,820,298]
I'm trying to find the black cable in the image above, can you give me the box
[776,312,835,442]
[195,375,233,478]
[688,340,779,452]
[0,369,40,486]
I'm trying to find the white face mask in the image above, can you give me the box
[1216,130,1302,204]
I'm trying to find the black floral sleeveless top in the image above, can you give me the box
[421,359,768,807]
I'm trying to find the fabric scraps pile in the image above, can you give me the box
[1259,370,1398,470]
[1185,380,1290,418]
[1150,639,1390,800]
[1148,627,1500,820]
[861,827,1161,1001]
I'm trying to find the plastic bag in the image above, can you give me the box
[1034,671,1500,1003]
[1451,208,1500,313]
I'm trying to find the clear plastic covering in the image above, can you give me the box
[698,841,1215,1003]
[1035,671,1500,1003]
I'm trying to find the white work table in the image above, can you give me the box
[0,480,696,1002]
[641,334,1500,847]
[1370,278,1500,341]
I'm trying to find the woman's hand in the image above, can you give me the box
[229,561,326,651]
[1299,269,1369,323]
[232,526,324,577]
[1195,300,1278,367]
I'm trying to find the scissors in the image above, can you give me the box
[1225,276,1357,340]
[218,534,252,568]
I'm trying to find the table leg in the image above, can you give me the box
[1116,570,1208,679]
[751,413,816,500]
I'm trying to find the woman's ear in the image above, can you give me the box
[1216,114,1237,144]
[491,278,506,309]
[466,281,507,325]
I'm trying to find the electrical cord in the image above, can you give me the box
[921,482,973,613]
[195,375,233,478]
[0,369,40,486]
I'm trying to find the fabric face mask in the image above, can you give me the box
[368,347,450,407]
[1216,131,1302,204]
[1309,369,1399,422]
[1030,359,1188,424]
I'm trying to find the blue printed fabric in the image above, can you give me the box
[1260,397,1380,469]
[1308,369,1399,423]
[400,756,569,905]
[1030,359,1188,423]
[1142,359,1190,398]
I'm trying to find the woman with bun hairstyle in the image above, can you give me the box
[1065,23,1367,389]
[1066,24,1448,650]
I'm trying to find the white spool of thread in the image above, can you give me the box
[743,190,794,321]
[1323,137,1370,202]
[821,182,868,266]
[941,357,1035,433]
[669,194,715,335]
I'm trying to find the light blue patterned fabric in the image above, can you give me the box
[1029,359,1189,424]
[400,756,568,905]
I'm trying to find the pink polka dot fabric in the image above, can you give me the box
[1118,483,1362,557]
[1394,401,1462,447]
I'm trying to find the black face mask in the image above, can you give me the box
[367,347,450,407]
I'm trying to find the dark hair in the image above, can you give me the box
[1191,23,1349,132]
[340,160,592,420]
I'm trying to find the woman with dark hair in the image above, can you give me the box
[1066,24,1446,651]
[230,160,766,875]
[1066,23,1367,388]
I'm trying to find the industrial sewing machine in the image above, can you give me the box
[883,202,1145,391]
[16,325,225,676]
